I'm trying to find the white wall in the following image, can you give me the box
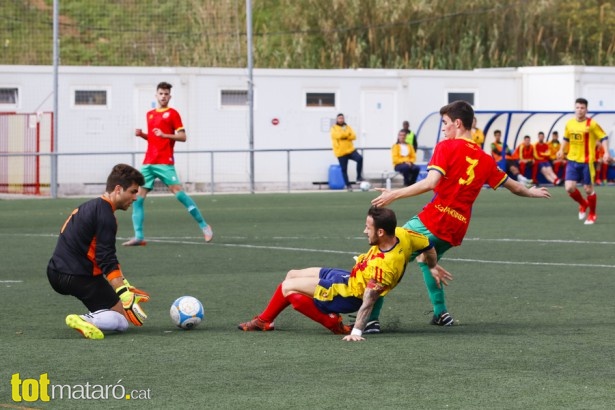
[1,65,615,193]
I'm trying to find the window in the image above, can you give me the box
[306,92,335,107]
[448,92,474,105]
[74,90,108,106]
[221,90,249,107]
[0,87,18,106]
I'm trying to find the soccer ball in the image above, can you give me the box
[170,296,204,330]
[359,181,371,191]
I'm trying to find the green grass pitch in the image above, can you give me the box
[2,187,615,409]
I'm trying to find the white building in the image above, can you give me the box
[1,65,615,194]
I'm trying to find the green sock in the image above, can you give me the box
[131,196,145,240]
[419,261,447,316]
[368,296,384,322]
[175,191,207,229]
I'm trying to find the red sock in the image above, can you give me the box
[553,162,561,176]
[587,192,597,214]
[258,284,290,323]
[531,163,538,182]
[287,293,337,330]
[602,164,608,181]
[569,189,588,207]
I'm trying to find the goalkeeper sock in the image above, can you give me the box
[569,189,587,207]
[367,296,384,322]
[175,191,207,229]
[84,309,128,332]
[131,196,145,240]
[259,284,290,323]
[419,261,448,316]
[587,191,597,214]
[287,293,339,330]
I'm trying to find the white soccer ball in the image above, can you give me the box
[359,181,372,191]
[170,296,204,330]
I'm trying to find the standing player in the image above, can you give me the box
[123,81,213,246]
[369,100,551,329]
[47,164,150,339]
[238,207,452,341]
[558,98,610,225]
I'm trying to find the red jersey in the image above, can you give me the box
[418,138,508,246]
[534,142,550,162]
[143,107,185,165]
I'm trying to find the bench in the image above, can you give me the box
[381,164,429,189]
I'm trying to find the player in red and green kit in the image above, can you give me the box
[558,98,610,225]
[369,100,551,330]
[123,82,213,246]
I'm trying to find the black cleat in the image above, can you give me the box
[430,312,454,326]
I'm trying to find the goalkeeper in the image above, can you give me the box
[47,164,150,340]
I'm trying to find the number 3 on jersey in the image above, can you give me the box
[458,157,478,185]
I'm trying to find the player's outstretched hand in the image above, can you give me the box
[371,188,395,208]
[116,285,147,326]
[342,334,366,342]
[528,186,551,199]
[430,264,453,288]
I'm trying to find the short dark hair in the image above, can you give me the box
[538,131,545,136]
[552,130,559,136]
[337,113,344,118]
[368,206,396,236]
[575,98,588,107]
[106,164,144,192]
[494,129,502,136]
[524,135,531,140]
[439,100,474,130]
[157,82,173,91]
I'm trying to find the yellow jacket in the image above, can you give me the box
[330,124,357,157]
[391,143,416,166]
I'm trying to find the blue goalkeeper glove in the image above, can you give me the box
[116,285,147,326]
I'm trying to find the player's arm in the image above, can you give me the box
[601,137,610,162]
[135,128,148,140]
[371,169,441,208]
[342,284,382,342]
[557,140,569,160]
[503,177,551,198]
[416,247,453,288]
[153,128,186,142]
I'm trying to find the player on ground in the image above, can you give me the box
[368,100,551,330]
[47,164,150,339]
[238,206,452,341]
[123,81,213,246]
[558,98,609,225]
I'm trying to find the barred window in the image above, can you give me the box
[221,90,248,106]
[74,90,108,106]
[306,92,335,107]
[0,88,18,105]
[448,92,475,105]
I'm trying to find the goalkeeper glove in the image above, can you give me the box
[122,278,150,303]
[116,285,147,326]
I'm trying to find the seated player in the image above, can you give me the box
[513,135,535,182]
[594,140,608,185]
[238,206,452,341]
[47,164,150,339]
[491,129,530,185]
[534,131,562,186]
[549,131,567,179]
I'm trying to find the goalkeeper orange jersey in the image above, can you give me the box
[48,196,121,278]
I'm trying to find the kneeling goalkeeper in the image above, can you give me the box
[47,164,149,339]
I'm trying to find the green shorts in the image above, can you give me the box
[140,165,181,190]
[403,216,453,261]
